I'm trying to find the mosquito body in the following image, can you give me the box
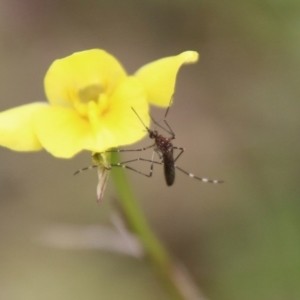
[149,129,175,186]
[75,98,223,190]
[102,99,223,186]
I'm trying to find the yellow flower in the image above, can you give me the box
[0,49,198,158]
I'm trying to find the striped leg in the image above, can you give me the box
[111,152,162,178]
[175,166,224,184]
[100,144,155,154]
[173,147,185,162]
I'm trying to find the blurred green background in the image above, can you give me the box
[1,1,300,299]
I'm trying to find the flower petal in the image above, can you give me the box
[0,102,46,151]
[135,51,199,106]
[44,49,127,107]
[34,106,94,158]
[92,77,149,150]
[35,78,149,158]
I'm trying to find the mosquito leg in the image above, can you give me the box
[148,115,171,136]
[148,95,175,137]
[111,154,162,178]
[163,119,175,139]
[75,146,157,176]
[164,94,174,118]
[149,114,175,139]
[175,166,224,184]
[110,164,152,177]
[154,149,163,160]
[151,113,175,139]
[100,144,155,154]
[148,150,156,179]
[73,156,161,177]
[163,94,175,138]
[173,147,185,162]
[113,157,161,165]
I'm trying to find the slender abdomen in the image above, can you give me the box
[163,152,175,186]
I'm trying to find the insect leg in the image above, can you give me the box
[175,166,224,184]
[172,147,185,162]
[162,95,175,138]
[110,152,162,178]
[100,144,155,154]
[149,96,175,138]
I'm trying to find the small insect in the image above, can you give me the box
[98,98,223,186]
[74,152,111,203]
[75,98,223,197]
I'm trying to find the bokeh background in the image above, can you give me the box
[1,1,300,299]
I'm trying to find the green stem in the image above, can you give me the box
[111,152,184,300]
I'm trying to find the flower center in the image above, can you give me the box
[75,84,109,121]
[79,85,103,103]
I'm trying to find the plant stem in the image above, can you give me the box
[110,152,205,300]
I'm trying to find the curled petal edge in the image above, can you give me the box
[135,51,199,107]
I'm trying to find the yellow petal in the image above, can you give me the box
[34,78,149,158]
[92,77,149,150]
[34,106,94,158]
[44,49,127,107]
[0,103,46,151]
[135,51,199,107]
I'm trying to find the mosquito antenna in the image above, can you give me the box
[131,107,150,131]
[132,95,175,137]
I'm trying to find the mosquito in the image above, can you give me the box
[95,98,223,186]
